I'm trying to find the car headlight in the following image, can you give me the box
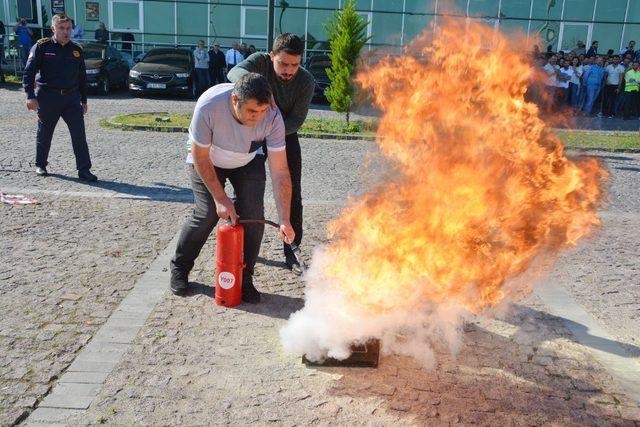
[85,68,100,75]
[175,72,189,78]
[129,70,141,78]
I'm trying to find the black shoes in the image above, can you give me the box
[78,169,98,182]
[285,253,304,276]
[170,269,188,296]
[242,277,261,304]
[35,167,48,176]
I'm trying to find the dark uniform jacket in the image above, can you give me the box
[208,49,226,70]
[23,37,87,103]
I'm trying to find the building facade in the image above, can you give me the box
[1,0,639,56]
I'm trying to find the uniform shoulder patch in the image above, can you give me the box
[36,37,50,46]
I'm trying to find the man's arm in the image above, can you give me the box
[227,52,268,82]
[23,44,40,109]
[283,78,315,135]
[192,144,238,223]
[267,150,294,243]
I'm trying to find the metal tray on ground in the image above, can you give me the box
[302,339,380,368]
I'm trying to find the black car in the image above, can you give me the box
[305,54,331,103]
[82,43,130,95]
[128,48,196,98]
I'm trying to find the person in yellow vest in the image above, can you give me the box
[622,61,640,120]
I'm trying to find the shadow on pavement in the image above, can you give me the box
[256,256,288,269]
[322,303,634,424]
[50,174,193,203]
[503,304,640,358]
[234,293,304,320]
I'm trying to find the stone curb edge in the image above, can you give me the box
[102,115,640,152]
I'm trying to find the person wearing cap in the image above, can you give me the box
[22,13,97,181]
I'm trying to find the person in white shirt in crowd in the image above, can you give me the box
[568,57,583,113]
[225,42,243,72]
[543,55,559,110]
[556,59,573,110]
[619,40,635,58]
[603,55,625,118]
[193,39,210,96]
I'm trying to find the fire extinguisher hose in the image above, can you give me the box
[233,219,306,270]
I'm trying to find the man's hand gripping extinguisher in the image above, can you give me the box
[214,219,305,307]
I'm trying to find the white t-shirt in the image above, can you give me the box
[569,65,583,85]
[605,64,625,85]
[188,84,285,169]
[557,67,573,88]
[543,63,559,87]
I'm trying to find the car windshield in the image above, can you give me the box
[142,51,190,67]
[83,46,105,60]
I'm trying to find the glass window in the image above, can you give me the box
[276,0,306,37]
[211,4,241,45]
[530,0,561,20]
[501,0,531,19]
[371,12,402,45]
[242,6,267,39]
[373,0,403,12]
[592,24,623,53]
[307,0,340,51]
[563,0,595,22]
[177,2,208,45]
[111,0,141,31]
[144,0,174,45]
[594,0,627,22]
[468,0,499,17]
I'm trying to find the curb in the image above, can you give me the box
[102,115,640,152]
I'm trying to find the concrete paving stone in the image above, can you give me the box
[27,407,84,423]
[39,393,95,410]
[66,359,120,373]
[55,382,103,396]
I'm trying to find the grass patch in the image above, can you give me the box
[556,130,640,151]
[299,118,378,135]
[2,72,22,84]
[101,112,639,151]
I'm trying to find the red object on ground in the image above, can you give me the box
[215,223,244,307]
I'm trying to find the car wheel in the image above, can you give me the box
[101,75,110,96]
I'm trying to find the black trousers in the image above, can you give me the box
[623,90,640,119]
[171,156,266,281]
[35,90,91,171]
[209,67,225,85]
[602,84,618,117]
[283,132,303,260]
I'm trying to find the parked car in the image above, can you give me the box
[305,54,331,103]
[82,43,130,95]
[128,48,196,98]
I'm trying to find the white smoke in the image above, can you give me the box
[280,247,472,368]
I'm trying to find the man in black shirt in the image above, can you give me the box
[23,14,97,181]
[208,43,226,85]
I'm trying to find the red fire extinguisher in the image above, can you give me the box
[214,222,245,307]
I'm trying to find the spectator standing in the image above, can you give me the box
[571,40,586,56]
[582,56,606,115]
[228,33,315,274]
[22,13,97,181]
[121,32,134,54]
[586,41,598,58]
[193,39,210,95]
[14,18,33,67]
[248,44,257,55]
[619,40,635,57]
[557,59,573,108]
[568,57,583,112]
[208,43,226,85]
[240,42,248,59]
[622,61,640,120]
[94,22,109,44]
[71,20,83,40]
[542,55,559,108]
[225,42,243,71]
[603,55,625,118]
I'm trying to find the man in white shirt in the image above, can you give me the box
[193,39,210,95]
[170,73,294,303]
[556,59,573,109]
[225,42,243,72]
[604,55,625,118]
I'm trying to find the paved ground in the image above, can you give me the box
[1,85,639,425]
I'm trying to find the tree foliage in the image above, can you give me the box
[323,0,370,122]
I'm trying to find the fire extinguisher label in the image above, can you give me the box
[218,272,235,289]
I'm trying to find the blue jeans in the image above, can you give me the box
[195,68,210,95]
[20,44,30,67]
[584,84,601,115]
[569,83,581,111]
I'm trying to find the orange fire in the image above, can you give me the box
[321,19,607,314]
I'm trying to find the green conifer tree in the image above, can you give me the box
[323,0,370,123]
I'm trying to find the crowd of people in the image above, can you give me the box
[192,40,258,95]
[530,40,640,120]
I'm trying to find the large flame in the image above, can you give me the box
[324,19,605,313]
[281,18,607,362]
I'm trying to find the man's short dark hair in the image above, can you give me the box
[233,72,272,105]
[272,33,303,56]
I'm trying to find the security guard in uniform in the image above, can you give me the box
[23,13,97,181]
